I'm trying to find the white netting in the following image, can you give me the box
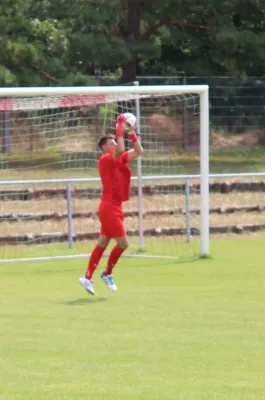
[0,92,200,179]
[0,90,202,261]
[103,92,200,175]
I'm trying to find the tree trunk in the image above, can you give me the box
[120,0,141,84]
[120,60,138,84]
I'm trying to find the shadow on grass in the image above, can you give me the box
[63,297,107,306]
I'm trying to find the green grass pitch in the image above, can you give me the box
[1,237,265,400]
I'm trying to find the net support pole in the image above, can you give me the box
[134,81,144,251]
[66,182,73,249]
[185,178,191,243]
[2,111,11,154]
[182,75,188,150]
[200,88,209,256]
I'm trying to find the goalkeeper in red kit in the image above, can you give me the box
[79,113,143,295]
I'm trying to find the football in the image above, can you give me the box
[122,112,137,133]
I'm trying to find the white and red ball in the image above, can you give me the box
[122,112,137,132]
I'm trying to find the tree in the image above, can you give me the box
[0,0,94,86]
[1,0,265,86]
[138,0,265,77]
[46,0,165,83]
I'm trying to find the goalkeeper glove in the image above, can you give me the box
[115,114,126,138]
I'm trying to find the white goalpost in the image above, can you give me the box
[0,84,209,262]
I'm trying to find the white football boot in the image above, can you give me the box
[100,273,118,291]
[79,276,95,296]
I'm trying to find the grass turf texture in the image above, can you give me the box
[1,237,265,400]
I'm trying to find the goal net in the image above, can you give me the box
[0,85,209,262]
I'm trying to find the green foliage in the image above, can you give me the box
[139,0,265,77]
[0,0,265,85]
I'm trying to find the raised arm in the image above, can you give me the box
[113,114,126,160]
[126,130,144,162]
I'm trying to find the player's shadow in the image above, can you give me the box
[63,297,107,306]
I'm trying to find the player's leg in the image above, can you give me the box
[97,202,127,291]
[79,235,110,295]
[104,235,129,275]
[101,235,129,291]
[85,235,110,279]
[79,200,112,295]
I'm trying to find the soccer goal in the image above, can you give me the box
[0,84,209,263]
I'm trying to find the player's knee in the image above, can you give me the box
[122,242,129,250]
[98,235,110,249]
[116,237,129,250]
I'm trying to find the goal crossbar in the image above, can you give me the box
[0,85,209,97]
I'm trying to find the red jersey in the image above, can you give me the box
[98,151,131,203]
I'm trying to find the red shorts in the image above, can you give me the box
[99,201,126,238]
